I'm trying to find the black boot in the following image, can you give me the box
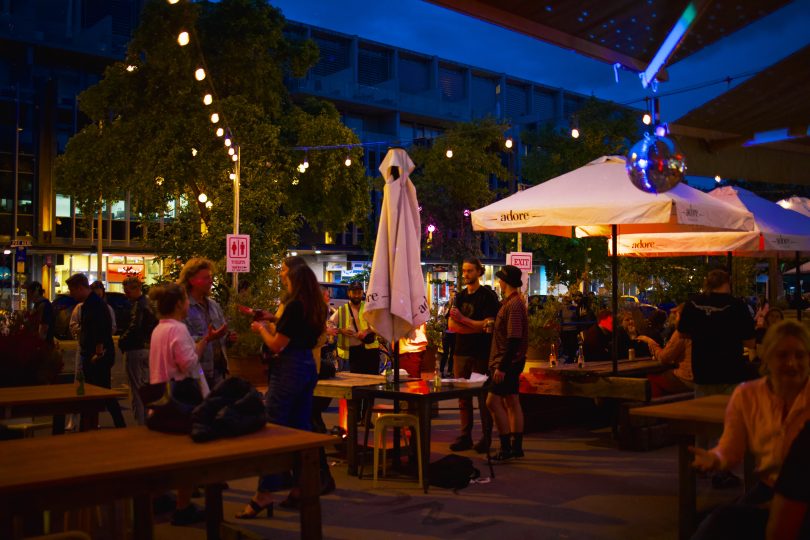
[492,434,513,461]
[511,433,524,458]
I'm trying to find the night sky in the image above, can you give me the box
[269,0,810,122]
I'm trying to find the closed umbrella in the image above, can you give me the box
[364,147,430,383]
[471,156,755,373]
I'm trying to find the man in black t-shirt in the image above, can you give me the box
[448,258,500,453]
[678,269,755,396]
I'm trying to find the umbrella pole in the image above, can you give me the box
[727,252,733,294]
[611,225,618,375]
[392,340,402,466]
[796,251,802,321]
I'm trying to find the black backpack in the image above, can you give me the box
[428,454,480,490]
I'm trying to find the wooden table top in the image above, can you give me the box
[0,384,127,407]
[313,372,385,399]
[630,394,730,424]
[0,424,333,495]
[526,358,661,376]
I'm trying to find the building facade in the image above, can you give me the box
[1,2,593,307]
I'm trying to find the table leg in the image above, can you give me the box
[358,397,374,480]
[52,414,65,435]
[299,447,323,540]
[346,398,358,476]
[677,434,696,540]
[205,483,224,540]
[132,494,154,540]
[418,399,432,494]
[79,410,99,432]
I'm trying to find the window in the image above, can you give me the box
[56,194,72,217]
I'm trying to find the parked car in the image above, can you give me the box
[51,292,131,339]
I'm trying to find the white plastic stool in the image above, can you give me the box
[372,413,422,488]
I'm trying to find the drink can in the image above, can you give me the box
[628,348,636,361]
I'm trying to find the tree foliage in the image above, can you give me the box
[409,118,509,263]
[55,0,370,283]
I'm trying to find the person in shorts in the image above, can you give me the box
[486,265,528,461]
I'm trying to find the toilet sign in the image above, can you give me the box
[226,234,250,273]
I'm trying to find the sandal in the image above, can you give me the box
[235,499,273,519]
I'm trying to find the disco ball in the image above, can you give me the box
[626,132,686,193]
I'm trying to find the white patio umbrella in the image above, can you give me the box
[613,187,810,319]
[471,156,755,372]
[364,147,430,383]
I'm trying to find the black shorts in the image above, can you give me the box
[488,360,525,396]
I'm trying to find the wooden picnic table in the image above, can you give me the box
[519,358,669,401]
[313,372,384,476]
[630,394,753,540]
[0,384,128,434]
[0,424,333,540]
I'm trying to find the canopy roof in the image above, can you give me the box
[614,186,810,257]
[426,0,790,75]
[471,156,754,237]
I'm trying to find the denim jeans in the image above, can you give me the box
[124,348,150,425]
[258,347,317,492]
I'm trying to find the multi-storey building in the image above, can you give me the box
[1,3,593,305]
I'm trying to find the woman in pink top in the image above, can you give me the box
[147,282,221,526]
[689,320,810,540]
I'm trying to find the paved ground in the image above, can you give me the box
[52,342,739,539]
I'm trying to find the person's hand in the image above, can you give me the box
[689,446,721,472]
[250,321,267,334]
[207,323,228,342]
[492,369,505,384]
[355,330,368,340]
[326,327,338,337]
[449,307,463,322]
[636,335,654,346]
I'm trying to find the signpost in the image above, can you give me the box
[226,234,250,274]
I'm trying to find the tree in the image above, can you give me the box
[409,118,509,263]
[55,0,370,283]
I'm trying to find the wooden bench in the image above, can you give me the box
[617,392,695,451]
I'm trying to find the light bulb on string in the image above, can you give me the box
[177,31,189,47]
[224,138,231,147]
[198,193,208,203]
[427,224,436,233]
[505,137,513,149]
[125,65,137,72]
[228,147,235,156]
[210,113,219,124]
[344,156,352,167]
[229,173,236,180]
[642,112,652,125]
[571,127,580,138]
[167,0,179,4]
[194,68,206,81]
[715,175,722,183]
[215,127,224,137]
[303,158,309,169]
[445,149,453,158]
[231,154,238,162]
[203,94,212,106]
[155,176,164,186]
[570,116,580,139]
[191,148,197,157]
[297,164,306,173]
[205,201,213,209]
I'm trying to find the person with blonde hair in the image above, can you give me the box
[179,258,230,388]
[689,320,810,539]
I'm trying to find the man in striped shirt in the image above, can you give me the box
[487,265,528,461]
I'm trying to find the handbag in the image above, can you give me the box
[139,378,204,434]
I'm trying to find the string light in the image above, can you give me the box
[167,0,180,4]
[229,173,236,180]
[205,200,213,209]
[198,193,208,203]
[303,158,309,169]
[224,138,232,147]
[194,68,206,81]
[203,94,212,106]
[210,112,219,124]
[216,127,224,137]
[231,154,238,162]
[445,149,453,158]
[505,137,513,149]
[344,156,352,167]
[155,176,164,186]
[642,112,652,125]
[715,175,722,183]
[427,224,436,233]
[297,164,306,173]
[228,147,235,156]
[125,65,137,72]
[191,148,197,157]
[177,31,190,47]
[571,127,580,138]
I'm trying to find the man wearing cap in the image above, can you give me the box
[448,258,500,453]
[487,265,528,461]
[329,282,379,375]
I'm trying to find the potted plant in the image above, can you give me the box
[527,296,562,362]
[422,304,447,376]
